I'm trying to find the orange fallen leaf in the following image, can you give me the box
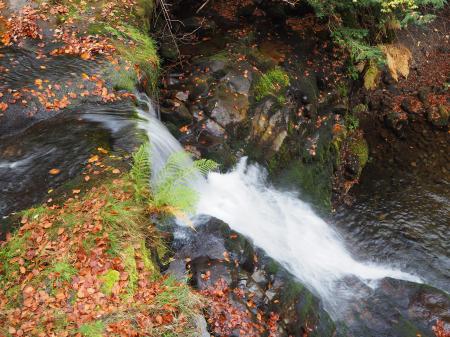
[80,52,90,60]
[84,175,90,182]
[112,169,120,174]
[72,189,80,194]
[49,168,61,175]
[88,155,99,163]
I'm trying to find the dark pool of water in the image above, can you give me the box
[334,123,450,293]
[0,46,138,226]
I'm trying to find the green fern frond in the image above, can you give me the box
[130,143,151,200]
[152,152,218,214]
[193,159,219,176]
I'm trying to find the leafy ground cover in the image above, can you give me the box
[0,147,203,337]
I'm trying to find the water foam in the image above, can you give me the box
[136,94,421,309]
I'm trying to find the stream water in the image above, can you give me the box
[134,96,428,315]
[1,39,448,334]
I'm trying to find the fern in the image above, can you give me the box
[152,152,218,214]
[130,143,151,200]
[332,28,385,65]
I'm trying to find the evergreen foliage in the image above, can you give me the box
[305,0,446,69]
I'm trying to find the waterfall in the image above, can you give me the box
[136,94,421,310]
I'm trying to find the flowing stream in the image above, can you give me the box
[136,95,422,312]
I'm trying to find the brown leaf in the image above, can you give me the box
[49,168,61,175]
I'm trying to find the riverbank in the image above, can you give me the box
[0,147,206,336]
[1,0,449,336]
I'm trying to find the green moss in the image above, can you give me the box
[82,232,101,251]
[20,205,51,221]
[352,103,368,114]
[140,240,157,275]
[364,61,380,90]
[100,269,120,295]
[349,137,369,169]
[108,25,159,92]
[0,232,31,284]
[122,246,138,297]
[336,82,349,98]
[209,51,229,62]
[254,67,290,103]
[4,285,22,309]
[50,261,77,283]
[54,310,70,332]
[282,159,332,211]
[345,114,360,131]
[78,321,105,337]
[156,276,201,316]
[87,22,109,35]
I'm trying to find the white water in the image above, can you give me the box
[136,95,421,310]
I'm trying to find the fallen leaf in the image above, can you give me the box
[80,52,90,60]
[88,155,99,163]
[49,168,61,175]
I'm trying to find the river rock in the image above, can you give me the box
[167,218,337,337]
[250,97,290,156]
[209,83,249,127]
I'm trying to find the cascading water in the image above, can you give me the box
[136,94,421,312]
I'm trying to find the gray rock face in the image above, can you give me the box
[209,84,249,126]
[167,218,337,337]
[250,97,290,155]
[192,314,210,337]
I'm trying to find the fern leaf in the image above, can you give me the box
[130,143,151,200]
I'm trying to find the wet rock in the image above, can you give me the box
[192,260,233,290]
[165,259,187,282]
[209,84,249,127]
[332,276,450,337]
[250,97,290,156]
[400,97,421,115]
[251,270,268,285]
[192,314,210,337]
[221,70,252,95]
[168,218,336,337]
[332,103,349,115]
[377,278,450,332]
[418,86,431,104]
[265,266,336,337]
[182,16,217,36]
[427,105,449,127]
[384,112,408,137]
[175,91,189,102]
[344,153,361,180]
[160,100,192,125]
[189,75,211,100]
[204,118,226,137]
[160,40,179,60]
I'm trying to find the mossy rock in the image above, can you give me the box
[253,67,290,104]
[99,269,120,295]
[349,136,369,170]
